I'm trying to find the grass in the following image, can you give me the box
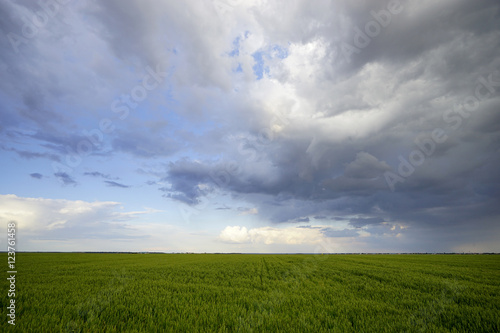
[1,253,499,332]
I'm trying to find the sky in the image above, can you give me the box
[0,0,499,253]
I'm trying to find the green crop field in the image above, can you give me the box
[1,253,499,332]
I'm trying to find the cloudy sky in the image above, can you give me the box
[1,0,499,253]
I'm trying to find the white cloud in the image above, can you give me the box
[0,194,152,235]
[219,225,324,245]
[219,226,250,243]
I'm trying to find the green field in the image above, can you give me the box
[1,253,499,332]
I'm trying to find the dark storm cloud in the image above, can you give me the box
[321,152,391,194]
[157,0,500,251]
[323,1,500,78]
[160,159,215,205]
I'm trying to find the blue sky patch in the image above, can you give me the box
[252,44,288,79]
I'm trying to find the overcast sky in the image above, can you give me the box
[1,0,499,253]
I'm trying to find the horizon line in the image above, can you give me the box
[3,251,499,255]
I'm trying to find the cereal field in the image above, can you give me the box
[1,253,499,332]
